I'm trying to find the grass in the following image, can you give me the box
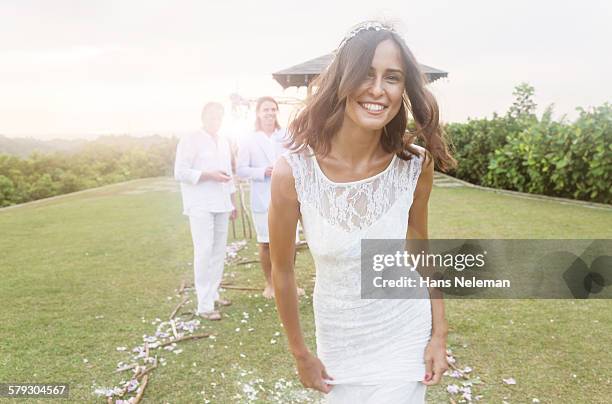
[0,178,610,403]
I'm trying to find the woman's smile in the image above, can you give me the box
[358,102,388,114]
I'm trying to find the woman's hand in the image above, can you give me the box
[295,352,334,394]
[422,335,449,385]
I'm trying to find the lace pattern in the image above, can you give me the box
[283,147,424,232]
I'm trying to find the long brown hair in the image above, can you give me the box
[288,23,456,172]
[255,96,281,131]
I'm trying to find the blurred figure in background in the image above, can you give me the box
[174,102,237,320]
[236,96,302,299]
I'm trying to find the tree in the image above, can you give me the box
[508,82,537,121]
[0,175,16,206]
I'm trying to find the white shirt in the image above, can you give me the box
[174,129,236,215]
[236,128,289,212]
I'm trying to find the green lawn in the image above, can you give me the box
[0,178,610,403]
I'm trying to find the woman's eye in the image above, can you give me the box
[386,75,400,82]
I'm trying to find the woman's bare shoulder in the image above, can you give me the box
[271,155,299,203]
[274,155,295,180]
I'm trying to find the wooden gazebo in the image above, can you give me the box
[273,53,447,92]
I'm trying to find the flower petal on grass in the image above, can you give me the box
[447,384,460,394]
[502,377,516,385]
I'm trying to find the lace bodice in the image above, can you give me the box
[284,146,424,233]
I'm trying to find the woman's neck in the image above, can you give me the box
[330,116,384,163]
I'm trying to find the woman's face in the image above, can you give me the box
[345,39,406,132]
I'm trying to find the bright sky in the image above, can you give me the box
[0,0,610,139]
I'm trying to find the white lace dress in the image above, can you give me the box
[284,145,432,403]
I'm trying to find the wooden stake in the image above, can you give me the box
[236,259,260,266]
[238,183,252,239]
[133,365,143,379]
[115,363,138,373]
[449,361,470,380]
[132,374,149,404]
[137,361,158,380]
[231,215,236,239]
[170,319,178,339]
[169,296,188,320]
[220,285,261,291]
[159,333,210,347]
[238,183,247,238]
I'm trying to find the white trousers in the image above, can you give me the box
[188,212,230,313]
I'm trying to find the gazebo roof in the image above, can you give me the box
[273,53,448,89]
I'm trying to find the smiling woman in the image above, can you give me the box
[270,21,456,404]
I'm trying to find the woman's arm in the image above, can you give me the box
[407,152,449,385]
[269,157,333,394]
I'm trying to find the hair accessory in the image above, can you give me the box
[336,21,396,53]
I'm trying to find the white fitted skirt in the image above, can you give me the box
[325,381,426,404]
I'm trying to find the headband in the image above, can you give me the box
[336,21,397,53]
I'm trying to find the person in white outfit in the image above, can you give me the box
[269,21,457,403]
[174,102,237,321]
[236,96,302,299]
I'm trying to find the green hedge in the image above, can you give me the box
[445,84,611,204]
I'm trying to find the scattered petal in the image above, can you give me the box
[447,384,460,394]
